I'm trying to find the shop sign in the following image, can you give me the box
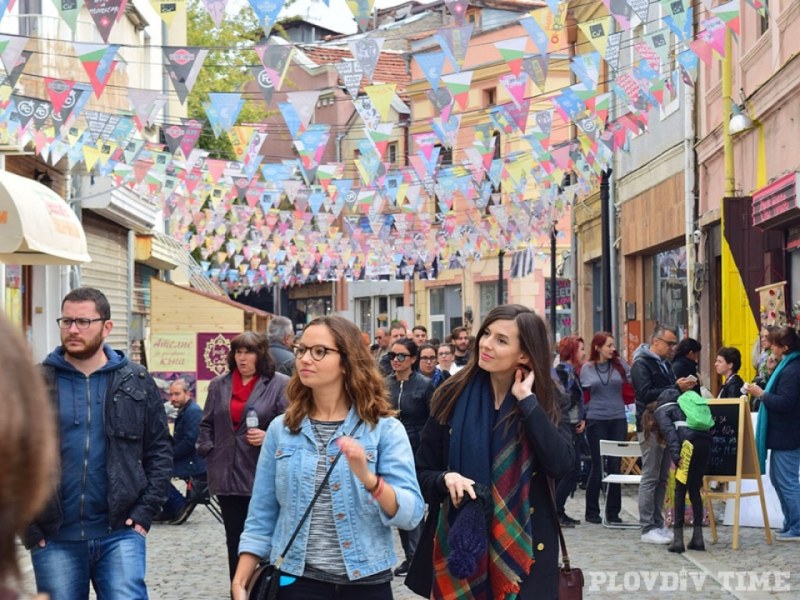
[752,171,800,229]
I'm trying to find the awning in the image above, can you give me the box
[0,170,91,265]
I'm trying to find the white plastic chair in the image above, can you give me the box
[599,440,642,529]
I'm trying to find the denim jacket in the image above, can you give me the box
[238,407,424,580]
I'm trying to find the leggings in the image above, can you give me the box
[673,433,712,527]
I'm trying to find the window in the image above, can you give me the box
[759,0,770,36]
[19,0,41,36]
[430,287,445,341]
[483,87,496,108]
[479,281,507,320]
[387,142,398,165]
[647,246,687,336]
[356,297,371,335]
[485,131,502,214]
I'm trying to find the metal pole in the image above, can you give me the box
[550,223,557,339]
[497,249,505,305]
[600,169,612,332]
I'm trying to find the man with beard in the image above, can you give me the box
[24,287,171,600]
[450,326,472,370]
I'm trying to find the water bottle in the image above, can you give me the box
[246,408,259,429]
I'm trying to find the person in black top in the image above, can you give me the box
[715,347,745,399]
[672,338,702,394]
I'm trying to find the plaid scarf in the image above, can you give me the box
[431,371,534,600]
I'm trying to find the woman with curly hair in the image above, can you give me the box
[232,316,424,599]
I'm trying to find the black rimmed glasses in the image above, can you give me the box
[387,352,411,362]
[293,344,341,361]
[657,337,677,347]
[57,317,105,330]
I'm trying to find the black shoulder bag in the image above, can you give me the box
[246,419,364,600]
[547,478,584,599]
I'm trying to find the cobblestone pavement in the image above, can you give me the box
[16,487,798,599]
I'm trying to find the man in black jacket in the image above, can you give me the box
[631,325,695,545]
[24,287,171,600]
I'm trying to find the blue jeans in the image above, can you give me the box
[31,528,148,600]
[769,447,800,535]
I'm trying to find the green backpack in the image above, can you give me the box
[677,390,714,431]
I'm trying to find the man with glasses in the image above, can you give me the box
[631,325,696,544]
[24,287,171,600]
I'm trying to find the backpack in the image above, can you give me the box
[677,390,714,431]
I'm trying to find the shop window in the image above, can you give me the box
[650,247,688,336]
[479,281,507,321]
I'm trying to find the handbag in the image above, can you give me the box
[245,419,364,600]
[547,479,584,600]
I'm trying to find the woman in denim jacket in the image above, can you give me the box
[232,316,424,599]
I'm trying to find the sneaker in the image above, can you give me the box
[657,526,674,540]
[641,529,671,544]
[168,501,197,525]
[585,514,602,524]
[394,560,410,576]
[775,531,800,541]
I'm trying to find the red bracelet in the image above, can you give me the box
[369,476,385,499]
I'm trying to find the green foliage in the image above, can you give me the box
[186,0,268,159]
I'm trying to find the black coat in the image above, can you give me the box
[718,373,745,399]
[385,371,434,452]
[672,356,701,394]
[631,351,678,432]
[406,394,574,600]
[172,400,206,478]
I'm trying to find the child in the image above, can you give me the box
[653,389,714,553]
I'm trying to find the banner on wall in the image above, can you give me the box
[755,281,787,326]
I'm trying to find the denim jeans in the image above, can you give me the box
[637,432,672,533]
[585,418,628,519]
[769,447,800,535]
[30,528,148,600]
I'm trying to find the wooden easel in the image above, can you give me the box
[702,397,772,549]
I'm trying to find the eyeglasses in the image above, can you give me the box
[293,344,341,361]
[419,356,437,362]
[57,317,105,330]
[657,337,677,347]
[387,352,411,362]
[438,350,452,356]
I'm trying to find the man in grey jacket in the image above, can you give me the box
[267,315,296,375]
[631,325,695,545]
[25,287,171,600]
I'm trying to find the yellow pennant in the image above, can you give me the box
[364,83,396,123]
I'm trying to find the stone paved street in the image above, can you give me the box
[16,486,799,599]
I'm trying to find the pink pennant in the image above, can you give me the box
[44,78,76,114]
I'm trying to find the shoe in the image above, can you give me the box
[560,514,581,527]
[605,515,622,524]
[775,531,800,541]
[394,560,410,576]
[657,526,674,540]
[641,529,671,544]
[687,526,705,550]
[668,527,685,553]
[585,514,602,524]
[152,512,177,524]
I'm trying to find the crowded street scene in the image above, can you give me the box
[2,0,800,599]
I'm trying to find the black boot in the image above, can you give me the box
[668,527,685,553]
[687,526,705,551]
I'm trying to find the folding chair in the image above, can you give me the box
[599,440,642,529]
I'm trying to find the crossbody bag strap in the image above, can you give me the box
[274,418,364,566]
[546,476,572,572]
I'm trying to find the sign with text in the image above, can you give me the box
[196,332,237,380]
[150,333,195,371]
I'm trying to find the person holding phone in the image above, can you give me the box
[672,339,702,394]
[407,305,574,600]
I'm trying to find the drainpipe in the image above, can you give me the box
[128,230,135,356]
[685,80,698,339]
[335,132,346,163]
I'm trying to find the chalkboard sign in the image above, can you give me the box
[706,402,741,477]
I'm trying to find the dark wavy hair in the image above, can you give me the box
[0,315,57,583]
[431,304,559,424]
[227,331,275,379]
[284,316,394,432]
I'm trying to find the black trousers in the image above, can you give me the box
[673,433,712,527]
[555,426,582,514]
[217,494,252,581]
[279,576,392,599]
